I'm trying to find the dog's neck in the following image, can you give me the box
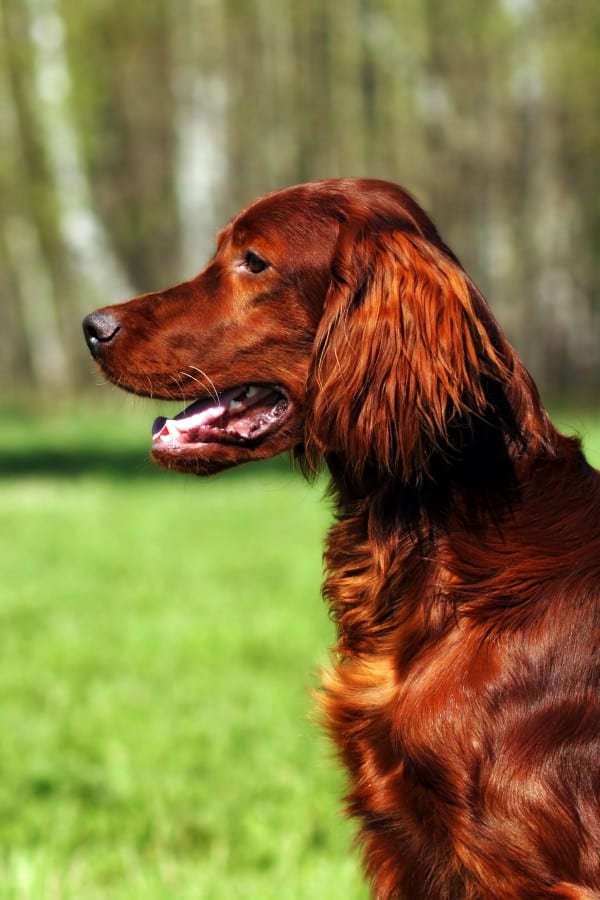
[321,483,446,657]
[320,407,570,656]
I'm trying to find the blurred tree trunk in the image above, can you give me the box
[167,0,228,273]
[0,225,34,391]
[62,0,180,292]
[542,0,600,394]
[1,0,70,389]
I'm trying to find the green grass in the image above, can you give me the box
[0,397,598,899]
[0,397,365,899]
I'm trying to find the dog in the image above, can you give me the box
[83,178,600,899]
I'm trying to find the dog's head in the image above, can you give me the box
[83,178,526,480]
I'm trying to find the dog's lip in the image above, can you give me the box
[151,384,290,448]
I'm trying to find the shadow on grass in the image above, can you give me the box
[0,447,302,481]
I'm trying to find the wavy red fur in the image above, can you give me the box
[83,178,600,899]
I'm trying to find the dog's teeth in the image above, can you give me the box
[230,386,259,411]
[166,420,180,437]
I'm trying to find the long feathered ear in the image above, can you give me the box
[305,228,517,488]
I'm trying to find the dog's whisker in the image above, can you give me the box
[183,366,220,404]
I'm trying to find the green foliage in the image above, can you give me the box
[0,401,597,897]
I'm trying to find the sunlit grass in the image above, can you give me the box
[0,398,365,899]
[0,397,597,898]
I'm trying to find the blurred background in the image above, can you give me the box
[1,0,598,400]
[0,2,598,898]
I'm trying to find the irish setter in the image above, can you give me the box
[83,179,600,899]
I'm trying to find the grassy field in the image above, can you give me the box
[0,397,598,899]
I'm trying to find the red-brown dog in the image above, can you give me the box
[83,179,600,899]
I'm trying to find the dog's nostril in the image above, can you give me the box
[82,311,121,358]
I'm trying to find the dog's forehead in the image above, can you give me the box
[226,188,342,251]
[214,181,442,260]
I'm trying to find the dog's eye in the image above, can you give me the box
[243,250,268,274]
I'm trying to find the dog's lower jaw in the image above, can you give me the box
[149,411,305,476]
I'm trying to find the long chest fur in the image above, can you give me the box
[320,497,600,900]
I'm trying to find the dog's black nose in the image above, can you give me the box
[82,311,121,359]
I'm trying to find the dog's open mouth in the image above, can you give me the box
[151,385,289,452]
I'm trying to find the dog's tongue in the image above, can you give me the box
[151,386,272,441]
[152,395,228,440]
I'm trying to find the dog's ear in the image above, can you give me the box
[305,229,513,488]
